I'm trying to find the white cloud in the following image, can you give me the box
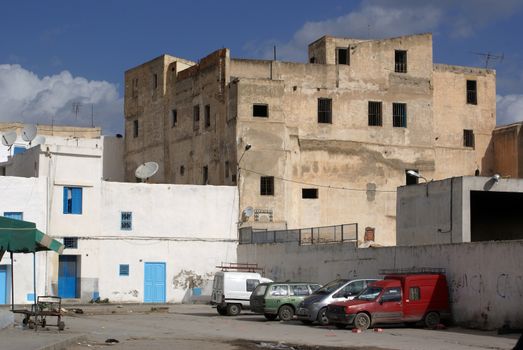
[497,94,523,125]
[0,64,123,134]
[246,4,442,62]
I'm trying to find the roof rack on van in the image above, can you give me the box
[216,262,264,273]
[379,268,446,275]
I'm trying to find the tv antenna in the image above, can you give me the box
[471,52,504,69]
[72,102,82,120]
[21,124,37,145]
[1,130,17,151]
[135,161,159,182]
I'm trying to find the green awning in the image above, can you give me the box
[0,216,64,254]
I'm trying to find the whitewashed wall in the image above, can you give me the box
[238,240,523,330]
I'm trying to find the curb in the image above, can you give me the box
[38,335,87,350]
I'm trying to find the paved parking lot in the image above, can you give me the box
[0,304,520,350]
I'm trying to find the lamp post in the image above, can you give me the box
[237,144,252,227]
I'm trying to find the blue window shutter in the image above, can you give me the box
[72,188,83,214]
[63,187,68,214]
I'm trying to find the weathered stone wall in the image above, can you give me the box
[237,240,523,330]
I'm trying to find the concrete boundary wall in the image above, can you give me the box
[237,240,523,330]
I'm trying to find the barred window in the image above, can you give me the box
[395,50,407,73]
[368,101,382,126]
[193,105,200,131]
[318,98,332,123]
[393,103,407,128]
[464,129,475,148]
[63,237,78,249]
[409,287,420,301]
[467,80,477,105]
[205,105,211,127]
[260,176,274,196]
[121,212,132,230]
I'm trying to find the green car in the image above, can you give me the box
[250,282,321,321]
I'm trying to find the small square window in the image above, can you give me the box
[368,101,383,126]
[406,169,419,185]
[121,211,132,230]
[63,237,78,249]
[63,187,82,214]
[467,80,477,105]
[318,98,332,123]
[133,120,139,138]
[171,109,177,128]
[253,104,268,118]
[464,129,475,148]
[180,165,185,176]
[119,264,129,276]
[260,176,274,196]
[393,103,407,128]
[336,48,349,65]
[395,50,407,73]
[193,105,200,131]
[409,287,420,301]
[302,188,318,199]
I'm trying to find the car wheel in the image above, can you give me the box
[334,323,346,329]
[226,303,241,316]
[216,306,227,316]
[317,307,329,326]
[424,311,440,328]
[354,312,371,330]
[278,305,294,322]
[264,313,277,321]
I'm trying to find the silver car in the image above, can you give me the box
[296,278,378,325]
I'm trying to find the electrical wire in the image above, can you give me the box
[238,167,398,193]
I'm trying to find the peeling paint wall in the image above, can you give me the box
[237,240,523,330]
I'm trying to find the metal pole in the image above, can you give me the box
[10,252,14,312]
[33,252,37,331]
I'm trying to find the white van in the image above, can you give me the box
[211,271,272,316]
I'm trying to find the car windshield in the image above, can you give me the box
[253,284,267,296]
[313,279,349,294]
[356,286,382,301]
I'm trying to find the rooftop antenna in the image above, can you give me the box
[470,52,504,69]
[273,45,276,61]
[135,161,159,183]
[1,130,17,151]
[72,102,81,138]
[21,124,37,145]
[91,104,94,128]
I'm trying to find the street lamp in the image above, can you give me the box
[407,170,428,183]
[237,144,252,226]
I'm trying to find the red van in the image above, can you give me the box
[326,273,450,330]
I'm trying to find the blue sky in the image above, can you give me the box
[1,0,522,134]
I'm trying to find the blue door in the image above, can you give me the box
[58,256,77,298]
[0,265,7,304]
[144,262,166,303]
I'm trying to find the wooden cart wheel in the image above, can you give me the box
[58,321,65,331]
[41,318,46,328]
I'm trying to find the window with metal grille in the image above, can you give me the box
[203,166,208,185]
[318,98,332,123]
[63,237,78,249]
[336,48,349,65]
[395,50,407,73]
[409,287,420,301]
[119,264,129,276]
[193,105,200,131]
[3,212,23,220]
[253,104,268,117]
[464,129,475,148]
[260,176,274,196]
[133,120,139,138]
[368,101,383,126]
[63,187,82,214]
[205,105,211,127]
[302,188,318,199]
[171,109,177,128]
[121,211,132,230]
[392,103,407,128]
[467,80,477,105]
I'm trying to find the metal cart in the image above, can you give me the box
[13,295,65,331]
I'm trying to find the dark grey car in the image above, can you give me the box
[296,278,378,325]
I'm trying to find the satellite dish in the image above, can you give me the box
[32,135,46,147]
[242,206,254,218]
[135,161,159,182]
[1,131,17,147]
[21,124,37,143]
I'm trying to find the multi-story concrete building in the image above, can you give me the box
[124,33,496,245]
